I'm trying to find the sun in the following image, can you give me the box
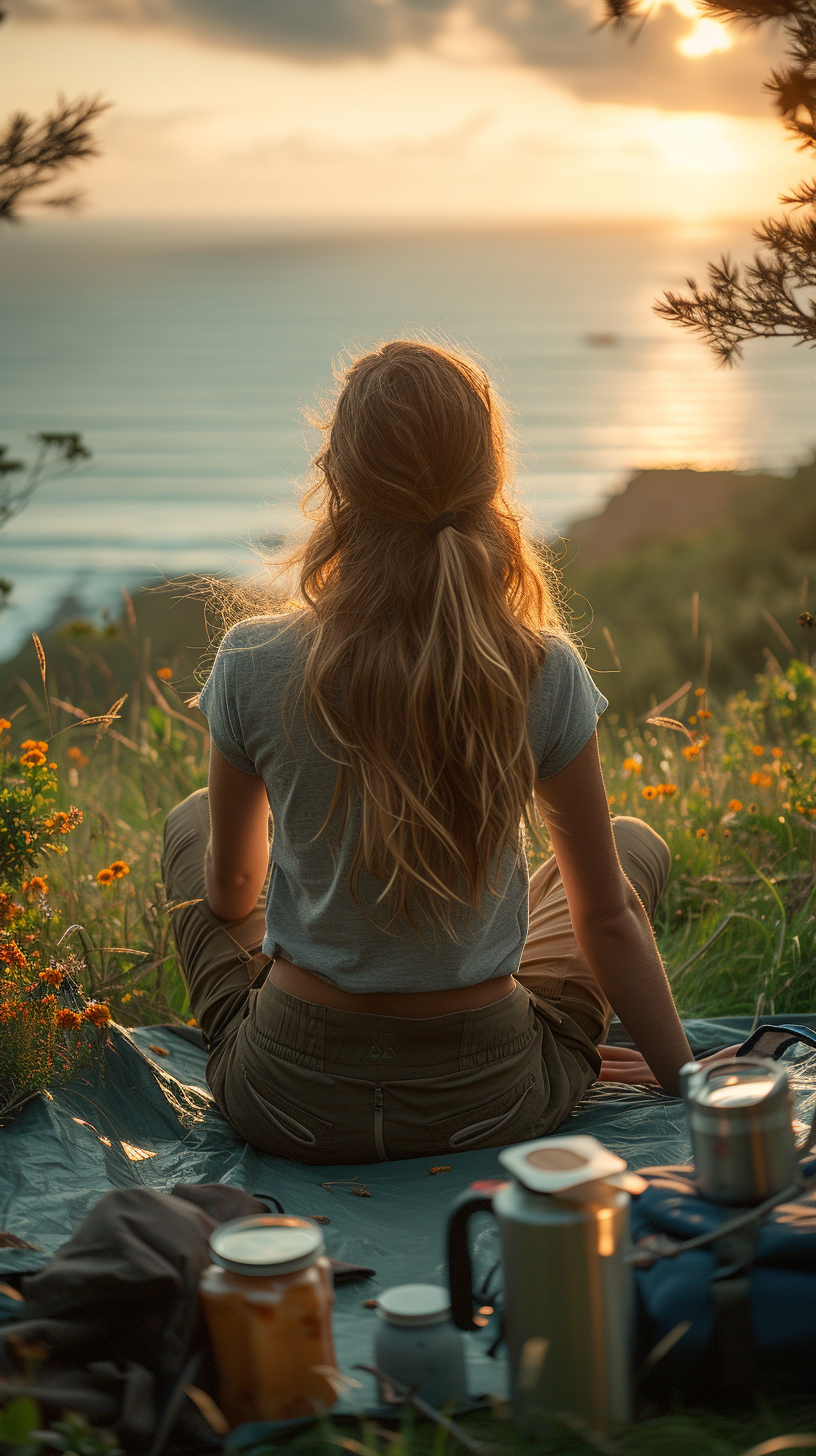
[651,0,734,58]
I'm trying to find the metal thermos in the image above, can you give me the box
[447,1135,636,1433]
[680,1054,800,1206]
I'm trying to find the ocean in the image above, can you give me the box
[1,217,814,660]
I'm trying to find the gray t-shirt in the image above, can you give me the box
[198,616,607,992]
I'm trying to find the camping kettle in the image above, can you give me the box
[447,1135,638,1433]
[680,1054,801,1206]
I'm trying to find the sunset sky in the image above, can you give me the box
[3,0,791,224]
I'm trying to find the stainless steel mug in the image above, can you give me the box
[447,1135,636,1433]
[680,1054,800,1205]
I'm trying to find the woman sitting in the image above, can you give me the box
[162,339,694,1164]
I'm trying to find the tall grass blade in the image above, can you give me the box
[32,632,52,736]
[645,715,694,742]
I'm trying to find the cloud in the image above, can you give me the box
[6,0,783,115]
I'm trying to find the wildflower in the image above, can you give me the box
[657,783,677,797]
[607,794,616,806]
[0,941,27,969]
[109,860,130,879]
[622,757,642,775]
[798,610,814,628]
[683,744,702,760]
[121,992,132,1004]
[21,740,48,753]
[723,828,731,837]
[83,1002,112,1027]
[0,893,23,925]
[771,747,783,760]
[46,808,82,835]
[694,688,706,698]
[697,709,712,720]
[0,1002,19,1023]
[688,715,697,726]
[157,667,172,681]
[96,868,115,886]
[40,993,56,1009]
[57,1008,82,1030]
[39,966,63,988]
[695,828,707,839]
[20,749,46,767]
[642,785,659,800]
[0,718,10,732]
[67,746,89,767]
[748,803,759,813]
[728,799,743,812]
[751,744,765,757]
[22,876,47,898]
[187,1017,197,1027]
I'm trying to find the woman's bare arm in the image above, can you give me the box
[534,732,692,1095]
[205,742,270,921]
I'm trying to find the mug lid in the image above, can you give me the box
[209,1215,324,1275]
[376,1284,451,1327]
[499,1135,626,1193]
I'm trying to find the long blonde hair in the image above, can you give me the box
[283,341,565,933]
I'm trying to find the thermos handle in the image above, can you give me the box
[447,1189,496,1332]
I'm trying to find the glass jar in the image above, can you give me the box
[199,1215,338,1426]
[374,1284,467,1408]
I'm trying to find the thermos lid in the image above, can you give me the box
[499,1135,627,1193]
[209,1215,325,1275]
[694,1058,784,1109]
[377,1284,452,1327]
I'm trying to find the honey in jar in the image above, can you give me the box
[199,1215,339,1425]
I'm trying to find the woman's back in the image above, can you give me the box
[199,613,606,992]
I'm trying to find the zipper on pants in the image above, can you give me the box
[373,1084,387,1162]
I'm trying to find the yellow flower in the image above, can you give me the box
[622,757,641,775]
[109,860,130,879]
[121,993,132,1004]
[751,744,765,757]
[157,667,173,681]
[695,828,707,839]
[728,799,743,813]
[20,749,46,767]
[642,785,659,800]
[96,868,115,886]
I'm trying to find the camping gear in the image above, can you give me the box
[373,1284,466,1407]
[447,1135,636,1432]
[631,1156,816,1399]
[680,1054,800,1205]
[200,1214,338,1425]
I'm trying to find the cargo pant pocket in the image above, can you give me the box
[232,1063,333,1160]
[430,1072,541,1153]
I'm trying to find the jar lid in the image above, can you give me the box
[209,1215,324,1276]
[376,1284,451,1327]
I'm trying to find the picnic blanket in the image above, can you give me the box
[2,1015,816,1413]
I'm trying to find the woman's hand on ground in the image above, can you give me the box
[597,1041,746,1088]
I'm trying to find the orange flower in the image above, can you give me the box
[683,744,702,761]
[748,803,759,813]
[157,667,172,681]
[0,718,10,732]
[657,783,677,797]
[47,808,82,835]
[67,746,89,767]
[40,993,56,1009]
[83,1002,112,1027]
[688,715,697,726]
[697,709,712,720]
[0,1001,19,1023]
[96,868,115,886]
[771,747,784,760]
[0,893,23,925]
[749,771,773,789]
[622,757,641,775]
[728,799,743,813]
[695,828,707,839]
[21,749,46,767]
[641,785,659,800]
[21,740,48,753]
[39,966,63,988]
[723,828,731,838]
[694,688,706,698]
[751,744,765,757]
[109,860,130,879]
[0,941,27,969]
[22,876,47,898]
[57,1008,82,1030]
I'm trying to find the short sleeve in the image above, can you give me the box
[198,629,257,776]
[533,638,608,780]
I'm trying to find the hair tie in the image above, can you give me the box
[426,510,457,538]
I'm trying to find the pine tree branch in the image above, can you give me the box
[0,95,110,223]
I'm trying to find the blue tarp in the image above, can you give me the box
[2,1016,815,1411]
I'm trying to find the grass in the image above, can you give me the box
[1,588,816,1453]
